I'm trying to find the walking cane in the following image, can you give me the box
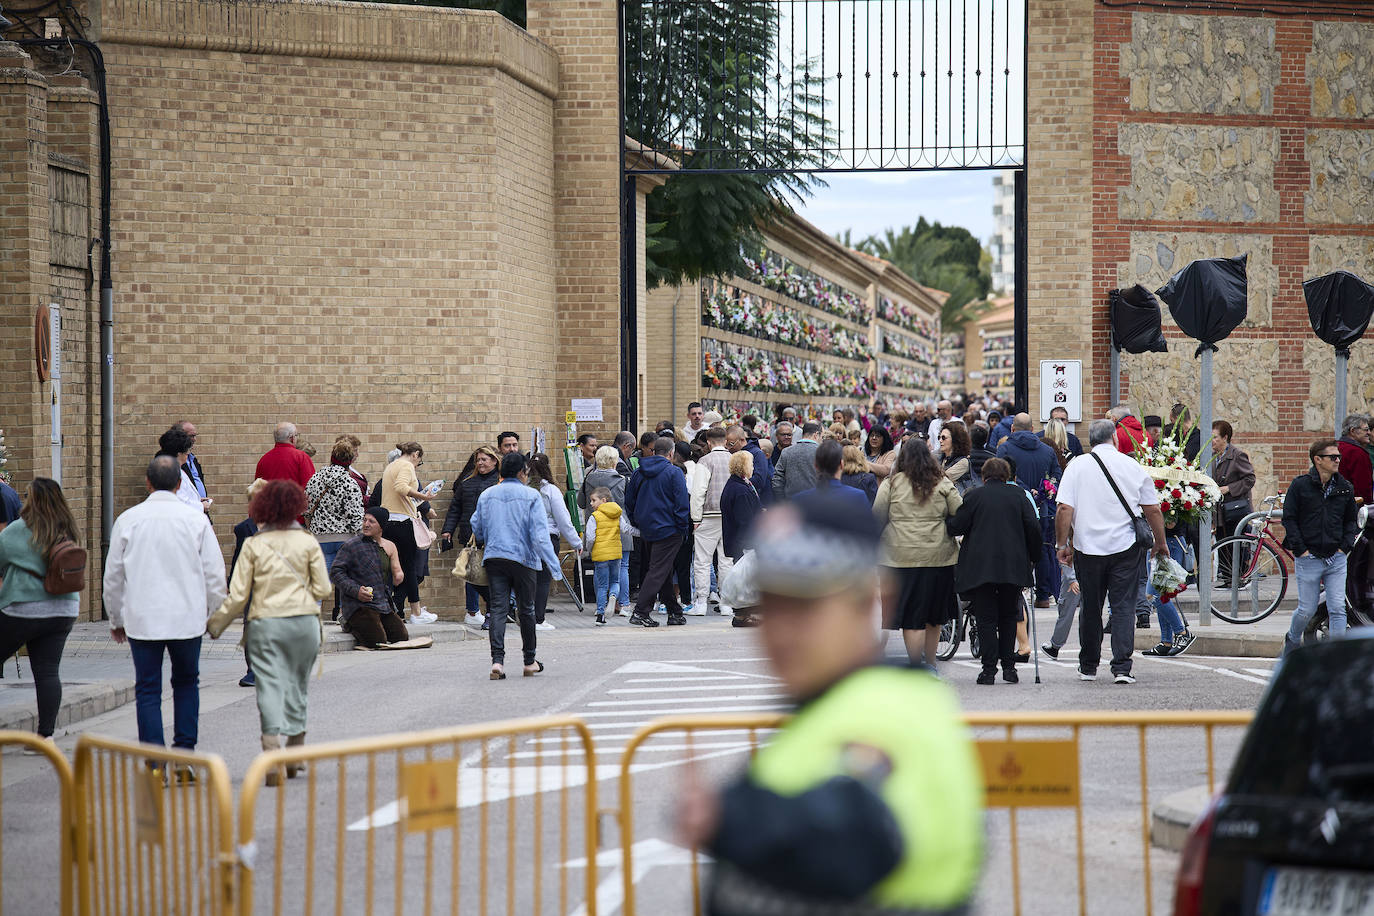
[1028,585,1042,685]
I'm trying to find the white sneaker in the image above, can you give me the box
[717,603,733,616]
[535,621,556,631]
[418,610,438,624]
[683,604,706,616]
[654,603,667,615]
[466,612,486,627]
[709,590,721,604]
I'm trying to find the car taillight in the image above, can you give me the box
[1172,796,1220,916]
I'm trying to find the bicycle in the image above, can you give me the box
[1207,494,1289,624]
[936,587,1034,661]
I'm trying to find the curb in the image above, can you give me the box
[1132,627,1282,658]
[1151,784,1212,852]
[320,620,478,654]
[0,679,137,734]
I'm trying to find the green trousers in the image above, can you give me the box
[244,615,321,736]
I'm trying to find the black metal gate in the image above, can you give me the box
[619,0,1028,426]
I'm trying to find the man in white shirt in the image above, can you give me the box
[689,427,734,616]
[104,456,226,758]
[1053,420,1167,685]
[927,400,953,453]
[683,402,708,439]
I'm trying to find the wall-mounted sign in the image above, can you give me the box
[34,305,51,381]
[571,398,603,422]
[1039,360,1082,423]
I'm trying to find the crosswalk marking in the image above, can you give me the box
[587,694,787,707]
[623,675,754,684]
[607,683,778,695]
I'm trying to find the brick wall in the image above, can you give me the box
[80,0,560,618]
[1089,5,1374,494]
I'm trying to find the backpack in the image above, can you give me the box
[44,539,87,594]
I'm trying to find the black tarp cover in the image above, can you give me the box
[1304,270,1374,358]
[1155,255,1248,354]
[1109,284,1168,354]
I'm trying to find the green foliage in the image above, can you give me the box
[625,1,832,288]
[849,219,993,328]
[346,0,524,27]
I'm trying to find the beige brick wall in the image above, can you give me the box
[82,0,560,618]
[1025,0,1097,417]
[527,0,625,439]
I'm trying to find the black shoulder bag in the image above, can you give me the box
[1090,453,1155,551]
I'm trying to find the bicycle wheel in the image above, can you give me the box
[937,603,963,661]
[1209,536,1286,623]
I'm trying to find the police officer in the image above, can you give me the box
[678,493,984,915]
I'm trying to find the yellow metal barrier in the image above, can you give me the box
[615,710,1255,916]
[0,731,76,916]
[236,715,599,916]
[72,734,236,916]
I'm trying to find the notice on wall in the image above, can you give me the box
[402,759,458,834]
[1039,360,1082,423]
[571,399,603,422]
[976,739,1080,809]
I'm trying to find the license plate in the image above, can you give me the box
[1259,867,1374,916]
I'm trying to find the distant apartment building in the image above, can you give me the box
[989,171,1016,295]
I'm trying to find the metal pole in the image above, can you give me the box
[1012,169,1029,412]
[1197,348,1214,626]
[1109,347,1121,407]
[1335,351,1348,440]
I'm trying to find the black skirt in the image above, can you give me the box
[883,565,958,630]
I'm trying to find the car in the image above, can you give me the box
[1173,631,1374,916]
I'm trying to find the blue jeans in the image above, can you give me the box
[128,637,202,750]
[465,582,489,616]
[618,554,630,612]
[319,539,343,571]
[1285,552,1348,656]
[593,559,620,615]
[1146,535,1188,644]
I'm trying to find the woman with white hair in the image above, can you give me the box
[579,446,633,616]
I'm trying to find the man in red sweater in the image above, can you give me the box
[1337,414,1373,504]
[1109,405,1154,457]
[254,422,316,489]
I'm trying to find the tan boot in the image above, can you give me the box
[262,734,284,787]
[285,733,306,779]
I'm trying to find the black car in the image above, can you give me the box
[1173,632,1374,916]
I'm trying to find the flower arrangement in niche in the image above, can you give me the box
[881,327,936,364]
[741,247,874,325]
[701,339,874,399]
[879,296,939,341]
[702,282,873,361]
[877,359,937,392]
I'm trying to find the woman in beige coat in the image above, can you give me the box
[873,444,962,669]
[209,480,331,784]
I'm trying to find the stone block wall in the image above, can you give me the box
[1066,5,1374,493]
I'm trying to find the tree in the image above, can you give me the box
[624,1,832,287]
[848,219,993,328]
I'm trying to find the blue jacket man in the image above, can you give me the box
[742,437,774,506]
[996,416,1061,494]
[625,438,690,625]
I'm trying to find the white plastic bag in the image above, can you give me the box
[1149,553,1187,594]
[720,550,759,609]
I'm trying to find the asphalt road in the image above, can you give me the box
[1,605,1271,915]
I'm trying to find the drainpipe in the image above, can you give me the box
[17,37,114,565]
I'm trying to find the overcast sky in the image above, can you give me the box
[791,169,1002,247]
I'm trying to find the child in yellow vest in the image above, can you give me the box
[583,488,624,626]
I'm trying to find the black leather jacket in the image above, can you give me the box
[1281,468,1358,559]
[441,468,499,543]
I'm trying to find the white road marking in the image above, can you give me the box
[509,741,753,759]
[527,728,778,747]
[607,683,778,695]
[587,694,786,707]
[1242,668,1273,678]
[563,838,704,916]
[579,704,789,718]
[622,675,752,684]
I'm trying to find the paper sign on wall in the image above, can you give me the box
[571,399,603,422]
[1039,360,1082,423]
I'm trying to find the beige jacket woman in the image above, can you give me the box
[207,528,331,636]
[381,458,421,519]
[873,474,962,568]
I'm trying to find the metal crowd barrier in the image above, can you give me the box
[613,710,1255,916]
[72,734,235,916]
[235,716,598,916]
[0,731,77,916]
